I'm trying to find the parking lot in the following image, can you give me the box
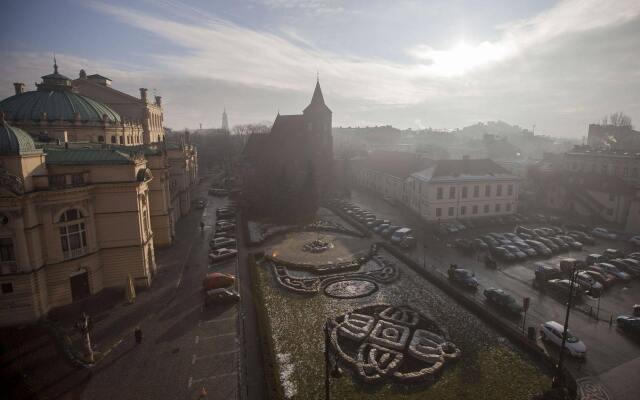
[344,188,640,399]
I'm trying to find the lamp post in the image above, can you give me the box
[554,267,578,388]
[75,312,94,363]
[324,318,342,400]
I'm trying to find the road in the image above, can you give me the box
[348,187,640,400]
[71,181,264,400]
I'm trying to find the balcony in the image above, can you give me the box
[63,247,87,260]
[0,261,18,275]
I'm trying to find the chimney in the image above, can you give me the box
[155,96,162,107]
[140,88,148,103]
[13,82,25,95]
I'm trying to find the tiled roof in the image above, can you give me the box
[44,147,136,165]
[0,118,38,155]
[359,151,433,178]
[413,158,516,181]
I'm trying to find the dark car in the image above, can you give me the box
[550,237,570,251]
[582,270,615,288]
[538,237,560,253]
[546,279,583,302]
[492,246,516,262]
[381,225,401,238]
[373,223,390,234]
[534,264,563,288]
[454,239,474,253]
[603,248,624,260]
[568,231,595,245]
[484,288,523,314]
[472,238,489,251]
[448,267,479,290]
[608,259,640,277]
[616,316,640,338]
[204,288,240,307]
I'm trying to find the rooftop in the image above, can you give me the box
[413,158,517,182]
[43,147,140,165]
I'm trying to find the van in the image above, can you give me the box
[391,228,412,243]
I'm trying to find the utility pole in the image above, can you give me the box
[324,319,331,400]
[554,267,578,388]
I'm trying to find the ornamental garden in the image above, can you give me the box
[249,207,551,399]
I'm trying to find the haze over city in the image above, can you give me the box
[1,0,639,136]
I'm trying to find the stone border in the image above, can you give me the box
[322,279,379,299]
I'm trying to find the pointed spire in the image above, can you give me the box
[303,77,331,114]
[53,53,58,74]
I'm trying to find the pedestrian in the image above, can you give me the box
[134,327,143,344]
[200,221,205,231]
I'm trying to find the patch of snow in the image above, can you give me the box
[276,353,297,399]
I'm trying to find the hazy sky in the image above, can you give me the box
[1,0,639,137]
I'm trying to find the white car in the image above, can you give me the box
[210,237,236,250]
[540,321,587,359]
[629,235,640,246]
[209,248,238,263]
[592,227,616,240]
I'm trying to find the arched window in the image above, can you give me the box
[59,209,88,259]
[98,135,105,142]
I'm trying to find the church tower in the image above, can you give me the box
[302,79,333,195]
[221,108,229,132]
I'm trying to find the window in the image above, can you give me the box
[449,187,456,199]
[473,185,479,198]
[71,174,84,186]
[461,187,468,199]
[59,209,88,260]
[98,135,104,143]
[485,185,491,197]
[1,283,13,294]
[495,204,501,213]
[111,136,116,144]
[119,136,124,144]
[0,238,15,262]
[506,203,511,212]
[472,205,478,214]
[437,187,443,200]
[497,184,503,196]
[448,207,454,216]
[484,204,490,213]
[460,206,466,215]
[507,184,513,196]
[436,208,442,217]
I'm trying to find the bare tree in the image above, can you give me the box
[232,123,271,136]
[609,112,632,127]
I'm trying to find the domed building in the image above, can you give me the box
[0,112,160,326]
[0,61,143,145]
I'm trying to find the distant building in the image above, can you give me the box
[563,145,640,184]
[587,124,640,151]
[405,158,520,221]
[242,80,333,221]
[73,69,165,144]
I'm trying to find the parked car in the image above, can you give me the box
[558,235,583,250]
[586,254,606,265]
[472,238,489,251]
[568,231,595,245]
[391,228,412,244]
[366,219,385,228]
[448,267,479,290]
[592,227,616,240]
[586,265,619,283]
[216,222,236,232]
[627,252,640,261]
[492,246,516,262]
[381,225,401,238]
[454,239,474,253]
[534,264,562,288]
[204,288,240,306]
[550,237,570,251]
[616,316,640,338]
[373,223,390,234]
[575,272,603,296]
[540,321,587,359]
[559,258,579,275]
[582,270,615,288]
[526,240,552,257]
[629,235,640,247]
[208,188,228,196]
[484,288,523,314]
[603,248,624,260]
[504,245,527,260]
[202,272,235,290]
[514,242,537,257]
[399,236,416,249]
[209,248,238,263]
[621,258,640,273]
[545,279,583,301]
[538,237,560,253]
[607,259,640,277]
[210,237,236,250]
[598,263,632,282]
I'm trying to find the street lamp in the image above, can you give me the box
[324,318,342,400]
[553,266,579,389]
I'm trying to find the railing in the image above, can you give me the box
[63,247,87,260]
[0,261,18,275]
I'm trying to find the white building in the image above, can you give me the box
[405,158,520,221]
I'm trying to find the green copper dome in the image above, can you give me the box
[0,64,122,124]
[0,116,38,155]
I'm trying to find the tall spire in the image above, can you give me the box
[303,77,331,114]
[53,53,58,74]
[221,108,229,132]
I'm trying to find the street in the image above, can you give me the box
[348,187,640,400]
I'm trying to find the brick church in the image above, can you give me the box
[242,80,333,222]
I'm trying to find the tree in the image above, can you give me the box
[232,123,271,136]
[602,112,632,127]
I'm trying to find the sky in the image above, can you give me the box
[0,0,639,137]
